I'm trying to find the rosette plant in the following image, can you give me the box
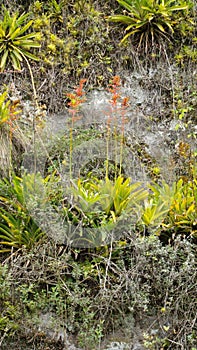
[109,0,188,49]
[0,7,40,72]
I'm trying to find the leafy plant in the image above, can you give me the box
[0,91,11,127]
[0,174,44,252]
[46,0,65,24]
[90,175,148,220]
[0,90,21,128]
[108,0,188,49]
[0,7,40,71]
[0,210,43,252]
[69,178,102,213]
[141,197,170,234]
[0,90,22,177]
[164,178,197,238]
[140,180,175,233]
[140,177,197,240]
[63,175,148,245]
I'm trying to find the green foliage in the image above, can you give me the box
[95,176,148,218]
[69,178,102,213]
[175,43,197,66]
[29,0,115,84]
[0,265,12,301]
[140,176,197,240]
[140,181,175,233]
[0,91,11,128]
[46,0,65,23]
[0,90,21,128]
[0,1,196,348]
[0,175,44,252]
[0,7,40,71]
[0,265,20,341]
[67,175,148,231]
[109,0,188,49]
[164,177,197,238]
[0,209,43,252]
[1,234,196,349]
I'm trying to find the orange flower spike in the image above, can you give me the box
[112,75,121,87]
[108,87,115,94]
[75,79,87,97]
[122,97,129,108]
[79,78,87,86]
[108,76,121,106]
[66,93,79,108]
[108,76,121,93]
[111,93,120,106]
[75,86,84,97]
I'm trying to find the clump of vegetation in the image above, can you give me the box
[0,174,45,252]
[0,235,196,349]
[108,0,189,51]
[0,0,196,348]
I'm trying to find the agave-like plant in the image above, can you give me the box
[108,0,188,49]
[0,209,44,252]
[140,180,175,233]
[93,175,148,219]
[66,175,148,229]
[0,7,40,71]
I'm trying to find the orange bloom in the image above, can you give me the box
[122,97,129,107]
[111,93,120,105]
[112,75,121,87]
[75,79,87,97]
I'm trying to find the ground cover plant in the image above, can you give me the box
[0,0,196,349]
